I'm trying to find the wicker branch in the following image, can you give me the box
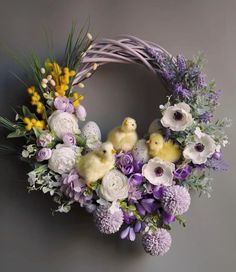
[73,35,174,86]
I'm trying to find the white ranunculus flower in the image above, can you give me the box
[183,129,216,165]
[99,169,129,202]
[142,157,175,186]
[48,145,77,174]
[48,110,80,139]
[161,102,193,131]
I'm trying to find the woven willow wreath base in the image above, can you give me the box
[0,30,229,256]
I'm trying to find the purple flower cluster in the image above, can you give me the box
[142,228,172,256]
[61,169,95,212]
[174,165,192,180]
[94,205,124,234]
[120,212,142,241]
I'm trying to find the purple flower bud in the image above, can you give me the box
[136,203,146,216]
[128,173,143,185]
[120,226,130,239]
[134,221,142,233]
[162,211,175,224]
[62,133,76,146]
[153,186,163,199]
[76,105,87,121]
[141,198,157,214]
[54,97,69,111]
[174,165,192,180]
[129,227,136,241]
[212,151,222,160]
[36,148,52,162]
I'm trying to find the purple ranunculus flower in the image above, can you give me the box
[116,152,135,175]
[62,133,76,146]
[66,101,75,113]
[36,148,52,162]
[54,97,69,111]
[76,105,87,121]
[174,165,192,180]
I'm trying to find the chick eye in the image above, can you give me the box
[103,150,107,154]
[155,142,158,145]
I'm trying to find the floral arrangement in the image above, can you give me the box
[0,28,230,256]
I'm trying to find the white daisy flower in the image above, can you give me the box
[161,102,193,131]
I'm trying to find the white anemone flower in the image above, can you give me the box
[161,102,193,131]
[183,128,216,164]
[142,157,175,186]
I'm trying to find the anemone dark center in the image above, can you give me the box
[194,143,205,152]
[173,111,183,121]
[154,166,164,177]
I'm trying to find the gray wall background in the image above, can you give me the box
[0,0,235,271]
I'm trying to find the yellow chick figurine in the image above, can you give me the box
[76,142,116,185]
[147,133,181,162]
[108,117,138,152]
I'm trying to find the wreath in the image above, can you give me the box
[0,28,230,256]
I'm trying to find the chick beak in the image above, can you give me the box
[112,149,116,155]
[124,120,129,126]
[146,140,150,144]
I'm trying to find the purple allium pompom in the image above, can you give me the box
[94,206,124,234]
[161,185,191,215]
[142,229,172,256]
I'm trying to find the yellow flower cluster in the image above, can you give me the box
[72,92,84,108]
[27,86,44,114]
[46,62,76,96]
[23,117,45,131]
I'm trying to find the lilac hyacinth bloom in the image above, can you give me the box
[36,148,52,162]
[54,97,69,111]
[116,152,135,175]
[54,97,75,113]
[174,165,192,180]
[176,54,187,72]
[174,84,192,99]
[94,205,124,234]
[161,185,191,216]
[128,184,142,203]
[62,133,76,146]
[142,228,172,256]
[120,212,142,241]
[60,170,93,208]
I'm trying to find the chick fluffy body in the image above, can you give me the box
[147,133,181,162]
[76,142,116,185]
[108,117,138,152]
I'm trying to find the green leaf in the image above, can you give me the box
[33,127,41,138]
[22,105,37,119]
[7,128,26,138]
